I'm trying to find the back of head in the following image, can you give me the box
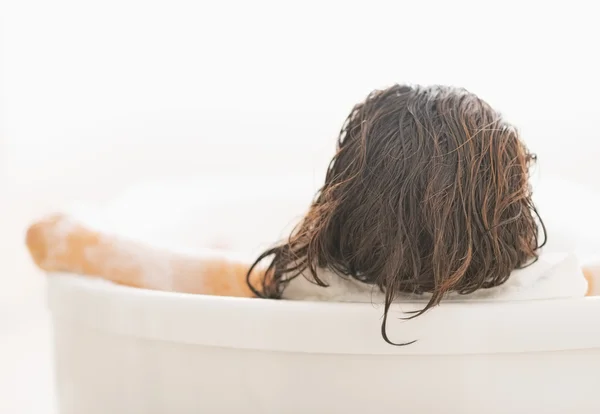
[250,84,545,343]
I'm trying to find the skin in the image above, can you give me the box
[583,267,599,296]
[26,214,263,297]
[25,214,598,297]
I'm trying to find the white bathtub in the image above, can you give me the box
[47,176,600,413]
[48,273,600,414]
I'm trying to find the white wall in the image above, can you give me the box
[2,0,600,304]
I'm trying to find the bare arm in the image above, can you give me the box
[25,214,265,297]
[583,264,600,296]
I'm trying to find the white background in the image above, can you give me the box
[1,0,599,412]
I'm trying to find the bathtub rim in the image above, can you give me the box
[47,273,600,356]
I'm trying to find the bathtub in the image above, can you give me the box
[48,273,600,414]
[47,176,600,413]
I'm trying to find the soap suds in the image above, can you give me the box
[83,236,176,291]
[35,215,82,272]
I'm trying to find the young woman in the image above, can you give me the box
[26,84,593,344]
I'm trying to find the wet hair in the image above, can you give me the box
[247,84,546,345]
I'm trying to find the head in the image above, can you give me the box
[248,84,545,344]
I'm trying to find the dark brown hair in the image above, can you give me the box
[247,84,546,344]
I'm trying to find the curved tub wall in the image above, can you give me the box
[49,274,600,414]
